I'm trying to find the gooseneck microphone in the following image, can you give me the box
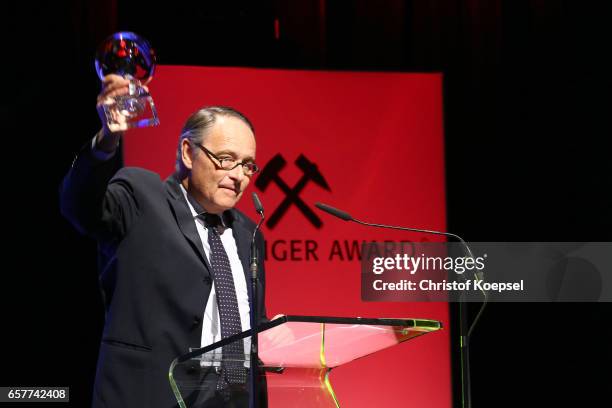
[249,192,265,408]
[252,192,264,217]
[314,202,487,300]
[313,203,352,221]
[315,202,487,408]
[251,193,265,280]
[314,202,475,259]
[250,192,264,326]
[314,202,487,301]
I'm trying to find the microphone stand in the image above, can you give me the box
[315,203,488,408]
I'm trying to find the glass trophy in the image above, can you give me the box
[95,31,159,129]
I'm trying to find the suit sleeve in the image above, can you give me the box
[59,141,140,241]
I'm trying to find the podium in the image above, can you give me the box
[169,315,441,407]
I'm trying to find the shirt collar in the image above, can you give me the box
[179,184,228,228]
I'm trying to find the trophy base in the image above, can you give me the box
[103,91,160,129]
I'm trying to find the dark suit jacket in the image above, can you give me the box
[60,144,267,408]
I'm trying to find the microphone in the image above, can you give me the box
[314,201,488,312]
[250,192,265,407]
[249,193,265,316]
[250,193,265,289]
[252,192,264,216]
[314,202,476,261]
[314,202,487,297]
[314,202,352,221]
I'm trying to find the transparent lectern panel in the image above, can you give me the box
[169,316,441,407]
[259,319,440,369]
[264,367,339,407]
[170,352,252,408]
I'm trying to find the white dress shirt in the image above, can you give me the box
[179,185,251,361]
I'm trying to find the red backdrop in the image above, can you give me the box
[124,66,451,407]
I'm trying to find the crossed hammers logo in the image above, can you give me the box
[255,154,330,229]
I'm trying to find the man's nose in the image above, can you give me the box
[227,164,245,182]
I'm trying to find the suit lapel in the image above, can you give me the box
[165,176,212,277]
[165,176,254,302]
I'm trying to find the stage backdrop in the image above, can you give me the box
[124,66,450,407]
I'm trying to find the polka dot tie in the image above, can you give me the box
[203,214,247,391]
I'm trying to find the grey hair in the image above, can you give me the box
[175,106,255,175]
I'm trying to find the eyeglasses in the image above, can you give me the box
[195,144,260,176]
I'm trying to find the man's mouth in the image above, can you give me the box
[219,185,239,194]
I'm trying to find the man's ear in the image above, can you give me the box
[181,139,194,170]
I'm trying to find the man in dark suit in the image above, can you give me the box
[61,75,267,407]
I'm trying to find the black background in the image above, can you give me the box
[3,1,611,406]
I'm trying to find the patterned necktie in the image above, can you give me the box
[203,213,247,390]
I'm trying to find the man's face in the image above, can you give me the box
[182,116,256,214]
